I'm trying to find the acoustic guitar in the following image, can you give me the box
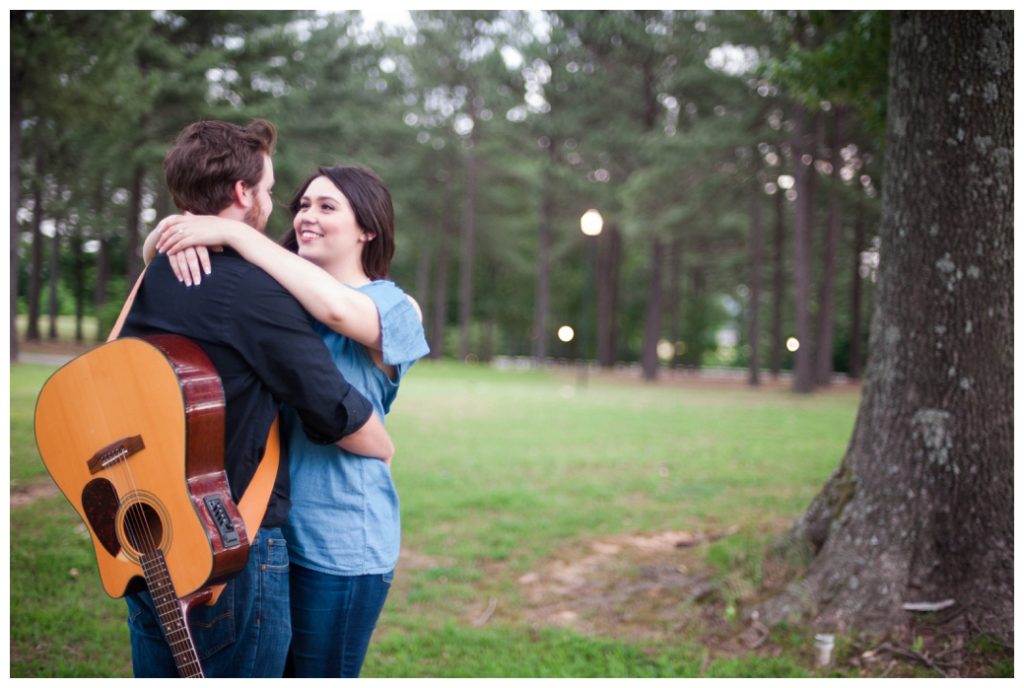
[34,335,255,677]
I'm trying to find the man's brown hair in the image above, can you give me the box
[163,119,277,215]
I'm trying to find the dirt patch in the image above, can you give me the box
[11,480,59,507]
[511,527,1004,677]
[397,547,456,572]
[516,528,740,643]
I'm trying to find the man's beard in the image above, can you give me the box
[244,201,265,232]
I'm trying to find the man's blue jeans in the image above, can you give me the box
[285,564,393,677]
[125,527,291,678]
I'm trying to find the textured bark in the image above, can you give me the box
[814,108,844,386]
[770,189,785,377]
[760,11,1013,643]
[596,224,622,367]
[748,192,764,386]
[791,105,816,393]
[640,238,664,381]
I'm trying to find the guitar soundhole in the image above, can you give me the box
[122,502,164,555]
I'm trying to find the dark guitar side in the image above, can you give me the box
[144,335,250,587]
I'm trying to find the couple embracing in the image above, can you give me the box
[113,118,429,677]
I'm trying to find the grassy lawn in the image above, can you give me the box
[13,358,870,677]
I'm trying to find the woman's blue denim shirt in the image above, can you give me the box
[282,280,429,575]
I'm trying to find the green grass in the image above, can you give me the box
[13,358,864,677]
[11,364,58,484]
[11,495,133,677]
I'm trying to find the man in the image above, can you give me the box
[114,119,393,677]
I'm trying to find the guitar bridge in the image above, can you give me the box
[88,435,145,474]
[204,496,240,548]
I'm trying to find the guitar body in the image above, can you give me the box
[34,335,249,601]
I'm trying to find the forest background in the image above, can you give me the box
[11,9,886,388]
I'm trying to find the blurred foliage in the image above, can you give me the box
[13,9,885,370]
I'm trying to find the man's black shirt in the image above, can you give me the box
[120,248,373,528]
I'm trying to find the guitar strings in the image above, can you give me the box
[110,348,198,673]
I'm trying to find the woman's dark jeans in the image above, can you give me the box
[284,563,393,677]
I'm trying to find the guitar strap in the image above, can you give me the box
[110,266,282,605]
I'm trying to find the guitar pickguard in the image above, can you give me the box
[82,478,122,557]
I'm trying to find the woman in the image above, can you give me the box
[148,165,429,677]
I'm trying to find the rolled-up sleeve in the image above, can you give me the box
[363,281,430,376]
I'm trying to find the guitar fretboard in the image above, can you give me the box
[140,550,205,678]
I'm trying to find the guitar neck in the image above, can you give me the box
[140,550,205,678]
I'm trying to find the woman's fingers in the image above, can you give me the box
[170,251,191,286]
[184,248,203,285]
[197,246,212,276]
[166,247,209,286]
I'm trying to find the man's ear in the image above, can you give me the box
[233,180,252,209]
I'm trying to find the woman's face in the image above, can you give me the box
[292,175,370,268]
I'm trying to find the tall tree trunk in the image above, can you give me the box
[770,189,786,377]
[126,166,144,284]
[457,146,478,361]
[665,236,683,369]
[47,219,61,341]
[430,197,455,359]
[10,81,22,361]
[760,11,1013,642]
[533,153,556,363]
[153,183,172,222]
[748,191,764,386]
[814,108,844,386]
[791,105,816,393]
[92,182,110,341]
[686,257,708,370]
[414,236,433,325]
[414,195,435,331]
[72,231,85,343]
[95,237,111,342]
[848,200,866,379]
[596,223,622,367]
[27,163,45,342]
[640,238,664,381]
[481,316,496,363]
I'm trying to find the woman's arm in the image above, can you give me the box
[337,412,394,465]
[156,215,384,350]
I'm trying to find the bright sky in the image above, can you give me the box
[359,9,413,28]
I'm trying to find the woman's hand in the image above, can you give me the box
[167,246,212,286]
[154,214,240,286]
